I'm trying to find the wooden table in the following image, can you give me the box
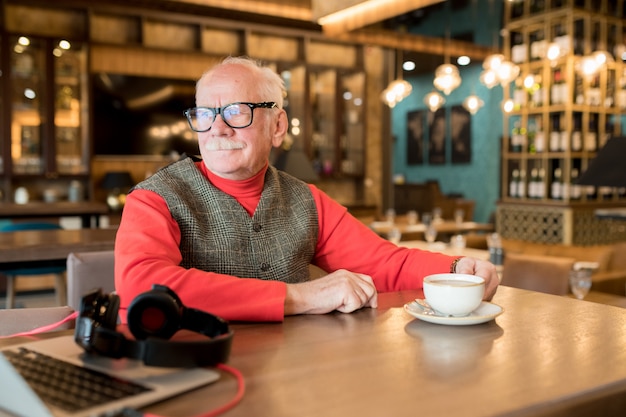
[0,227,117,270]
[370,220,494,239]
[0,201,110,228]
[4,286,625,417]
[400,239,491,260]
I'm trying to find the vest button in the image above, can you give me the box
[253,223,262,232]
[261,262,270,271]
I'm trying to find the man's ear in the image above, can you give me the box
[271,109,289,148]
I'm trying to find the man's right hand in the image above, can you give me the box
[284,269,378,316]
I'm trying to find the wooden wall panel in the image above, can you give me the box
[143,20,198,50]
[91,14,141,45]
[5,5,86,38]
[248,33,300,62]
[201,28,242,55]
[307,41,357,67]
[90,44,220,80]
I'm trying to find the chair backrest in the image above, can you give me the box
[501,253,576,295]
[66,250,115,310]
[0,306,75,336]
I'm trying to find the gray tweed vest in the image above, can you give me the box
[132,157,319,283]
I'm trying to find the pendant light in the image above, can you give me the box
[433,27,461,96]
[382,49,412,108]
[462,95,484,115]
[424,90,446,112]
[433,63,462,95]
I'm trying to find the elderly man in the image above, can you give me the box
[115,56,499,322]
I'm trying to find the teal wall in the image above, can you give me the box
[391,66,504,223]
[390,0,504,223]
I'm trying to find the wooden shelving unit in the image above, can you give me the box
[498,0,626,245]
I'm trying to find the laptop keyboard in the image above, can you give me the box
[2,347,152,413]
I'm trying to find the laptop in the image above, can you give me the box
[0,335,220,417]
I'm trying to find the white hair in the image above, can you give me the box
[197,56,286,108]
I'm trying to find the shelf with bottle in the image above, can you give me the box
[2,34,91,205]
[504,156,602,204]
[501,0,626,243]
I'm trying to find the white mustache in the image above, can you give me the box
[204,138,245,151]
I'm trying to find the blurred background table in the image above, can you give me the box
[0,201,109,228]
[0,227,117,270]
[370,220,493,241]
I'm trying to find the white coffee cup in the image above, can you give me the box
[423,273,485,317]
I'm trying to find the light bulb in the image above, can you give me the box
[424,91,446,112]
[433,64,461,95]
[462,95,484,115]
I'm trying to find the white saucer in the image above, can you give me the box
[404,299,504,326]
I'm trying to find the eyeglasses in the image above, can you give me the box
[184,102,277,132]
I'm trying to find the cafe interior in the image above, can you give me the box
[2,1,626,416]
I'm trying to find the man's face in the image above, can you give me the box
[195,64,287,180]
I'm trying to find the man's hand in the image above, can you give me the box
[454,257,500,300]
[285,269,378,315]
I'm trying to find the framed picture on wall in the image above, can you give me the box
[428,107,446,164]
[451,105,471,164]
[406,110,424,165]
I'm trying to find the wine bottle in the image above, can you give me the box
[510,169,520,198]
[511,31,527,64]
[553,20,571,54]
[527,120,537,153]
[549,114,560,152]
[550,68,563,105]
[585,114,597,152]
[518,170,526,199]
[510,0,524,19]
[513,78,527,110]
[530,75,543,107]
[618,69,626,109]
[530,29,546,62]
[586,74,601,107]
[573,19,585,56]
[511,120,522,152]
[570,168,581,200]
[605,69,616,108]
[528,168,539,199]
[571,113,582,151]
[551,168,562,200]
[529,0,545,14]
[534,117,545,152]
[574,73,584,105]
[537,168,546,199]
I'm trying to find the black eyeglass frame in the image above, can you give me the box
[184,102,278,132]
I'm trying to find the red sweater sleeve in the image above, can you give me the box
[114,189,288,322]
[308,185,456,292]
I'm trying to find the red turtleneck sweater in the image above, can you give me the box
[114,162,454,322]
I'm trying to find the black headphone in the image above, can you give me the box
[74,284,233,367]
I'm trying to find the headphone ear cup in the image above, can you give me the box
[127,289,183,340]
[102,293,120,329]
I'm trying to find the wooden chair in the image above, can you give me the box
[0,222,67,309]
[501,253,576,296]
[66,250,115,310]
